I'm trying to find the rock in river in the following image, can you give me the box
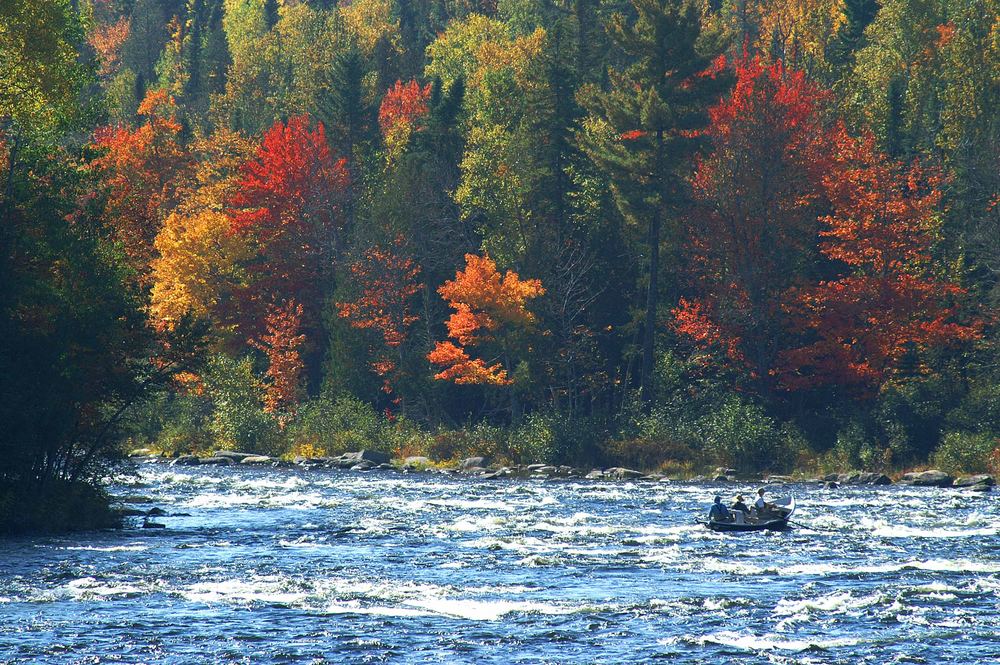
[953,474,994,488]
[171,455,200,466]
[339,450,391,466]
[459,456,491,470]
[899,470,953,487]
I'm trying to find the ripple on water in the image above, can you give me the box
[1,465,998,664]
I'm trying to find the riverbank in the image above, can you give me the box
[128,447,997,492]
[0,480,120,535]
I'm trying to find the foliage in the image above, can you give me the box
[429,253,544,386]
[203,354,282,456]
[229,115,350,333]
[251,300,307,417]
[779,129,980,394]
[2,0,999,516]
[932,431,999,475]
[675,55,831,388]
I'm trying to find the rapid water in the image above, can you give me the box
[2,464,999,664]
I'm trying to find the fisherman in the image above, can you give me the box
[753,487,775,518]
[708,495,732,522]
[731,494,750,516]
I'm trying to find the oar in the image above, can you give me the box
[787,519,839,533]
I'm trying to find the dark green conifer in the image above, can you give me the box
[580,0,729,404]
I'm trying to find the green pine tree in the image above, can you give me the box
[579,0,729,404]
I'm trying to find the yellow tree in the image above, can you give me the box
[149,129,255,331]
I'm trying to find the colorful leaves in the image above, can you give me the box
[378,79,431,157]
[777,129,981,394]
[250,300,307,416]
[338,239,423,348]
[429,253,544,386]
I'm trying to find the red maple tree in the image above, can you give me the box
[674,56,832,384]
[92,90,191,279]
[337,237,423,398]
[229,115,350,333]
[378,79,432,154]
[777,128,981,393]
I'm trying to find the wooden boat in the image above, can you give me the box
[705,496,795,532]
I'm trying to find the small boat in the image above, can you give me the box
[705,496,795,532]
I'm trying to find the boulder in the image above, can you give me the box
[146,507,167,516]
[899,469,954,487]
[533,465,558,475]
[953,474,995,488]
[128,448,154,458]
[340,450,391,466]
[859,472,892,485]
[171,455,200,466]
[824,481,840,489]
[689,475,707,482]
[350,461,376,471]
[526,464,548,472]
[823,473,840,482]
[715,467,737,477]
[403,456,431,468]
[766,475,792,484]
[198,456,234,466]
[459,456,490,470]
[240,455,273,465]
[213,450,252,462]
[604,467,644,480]
[462,466,489,474]
[968,484,992,492]
[713,475,730,482]
[585,469,605,480]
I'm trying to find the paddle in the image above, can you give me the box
[787,519,839,533]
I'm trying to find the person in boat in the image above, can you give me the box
[731,494,750,516]
[753,488,776,519]
[708,495,732,522]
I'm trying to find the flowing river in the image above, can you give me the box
[2,464,999,663]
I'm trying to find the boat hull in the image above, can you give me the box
[706,518,789,532]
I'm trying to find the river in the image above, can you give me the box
[2,463,999,663]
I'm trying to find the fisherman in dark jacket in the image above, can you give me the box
[708,495,732,522]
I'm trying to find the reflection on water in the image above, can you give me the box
[2,464,999,663]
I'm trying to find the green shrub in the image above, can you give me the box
[204,355,283,456]
[288,394,391,456]
[699,396,790,474]
[154,394,214,455]
[825,420,884,471]
[932,431,999,475]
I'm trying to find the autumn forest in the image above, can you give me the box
[1,0,997,529]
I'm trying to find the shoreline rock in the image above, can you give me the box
[147,452,1000,493]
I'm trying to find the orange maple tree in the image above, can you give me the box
[428,253,544,385]
[777,128,981,393]
[251,300,307,416]
[92,90,191,279]
[674,56,831,383]
[229,115,350,333]
[378,79,432,155]
[337,238,423,397]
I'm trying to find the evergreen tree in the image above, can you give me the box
[264,0,280,30]
[579,0,728,404]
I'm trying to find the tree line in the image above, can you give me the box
[1,0,998,524]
